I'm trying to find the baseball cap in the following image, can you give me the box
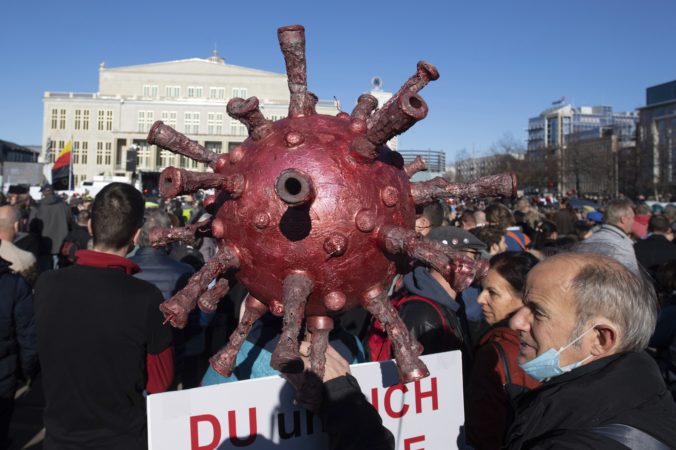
[587,211,603,223]
[427,226,487,252]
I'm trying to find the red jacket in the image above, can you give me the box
[465,325,540,450]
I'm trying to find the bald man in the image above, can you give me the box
[0,205,37,284]
[505,253,676,449]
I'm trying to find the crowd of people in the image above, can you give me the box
[1,182,676,449]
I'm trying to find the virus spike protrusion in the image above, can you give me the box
[378,225,484,292]
[404,156,428,178]
[147,121,218,167]
[351,94,378,121]
[226,97,273,141]
[366,91,429,147]
[275,169,315,206]
[362,287,429,383]
[349,136,378,163]
[159,167,245,199]
[210,295,268,377]
[369,61,439,129]
[197,278,230,313]
[270,272,313,373]
[307,316,334,380]
[278,25,313,118]
[305,91,319,117]
[149,219,213,248]
[159,246,240,328]
[411,172,518,207]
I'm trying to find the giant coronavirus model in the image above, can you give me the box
[146,25,516,385]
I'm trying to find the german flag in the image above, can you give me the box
[52,140,72,190]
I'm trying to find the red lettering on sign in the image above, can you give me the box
[371,387,379,412]
[404,435,426,450]
[384,384,409,418]
[227,408,258,447]
[190,414,221,450]
[415,377,438,413]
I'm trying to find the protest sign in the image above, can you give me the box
[148,350,463,450]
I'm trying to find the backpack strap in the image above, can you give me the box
[396,294,451,335]
[492,341,512,386]
[505,230,528,251]
[589,424,670,450]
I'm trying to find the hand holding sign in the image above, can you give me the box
[284,341,352,412]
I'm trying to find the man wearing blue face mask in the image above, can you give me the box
[504,252,676,450]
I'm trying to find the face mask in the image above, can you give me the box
[519,326,595,382]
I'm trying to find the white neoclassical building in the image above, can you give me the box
[42,51,339,186]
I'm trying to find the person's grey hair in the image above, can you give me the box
[0,206,20,231]
[568,253,657,352]
[138,208,171,247]
[605,199,634,226]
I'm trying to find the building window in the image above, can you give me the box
[230,118,247,136]
[187,86,203,98]
[81,141,88,165]
[137,144,150,169]
[104,142,112,165]
[50,140,65,163]
[232,87,248,98]
[205,141,222,154]
[185,112,200,134]
[160,149,175,167]
[74,110,82,130]
[73,141,80,164]
[143,84,159,98]
[98,109,113,131]
[207,113,223,134]
[138,111,154,132]
[165,85,180,98]
[73,141,88,165]
[96,142,104,165]
[59,109,67,130]
[82,110,90,130]
[50,109,58,129]
[209,87,225,100]
[161,111,177,128]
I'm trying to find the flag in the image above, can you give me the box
[52,140,72,190]
[45,138,53,162]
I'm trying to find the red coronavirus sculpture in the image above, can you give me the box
[147,24,516,385]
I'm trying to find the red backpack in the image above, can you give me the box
[367,294,450,361]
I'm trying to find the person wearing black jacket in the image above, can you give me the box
[394,226,485,357]
[0,257,37,448]
[634,214,676,276]
[286,342,394,450]
[506,252,676,449]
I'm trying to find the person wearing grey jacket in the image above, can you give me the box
[578,199,639,274]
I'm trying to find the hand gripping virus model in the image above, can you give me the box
[147,24,516,386]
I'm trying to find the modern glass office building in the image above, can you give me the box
[527,103,637,151]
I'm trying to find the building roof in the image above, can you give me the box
[0,139,40,154]
[100,57,286,79]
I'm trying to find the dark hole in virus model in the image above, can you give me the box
[275,169,314,207]
[285,177,302,196]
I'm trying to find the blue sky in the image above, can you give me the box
[1,0,674,162]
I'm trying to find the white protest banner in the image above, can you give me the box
[148,351,463,450]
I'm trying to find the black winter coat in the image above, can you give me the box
[0,258,37,398]
[322,375,394,450]
[505,351,676,449]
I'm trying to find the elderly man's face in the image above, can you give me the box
[511,259,591,368]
